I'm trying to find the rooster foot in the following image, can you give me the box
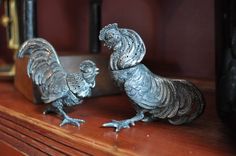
[60,116,85,127]
[102,120,135,132]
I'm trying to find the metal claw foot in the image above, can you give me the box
[103,120,135,132]
[60,117,85,127]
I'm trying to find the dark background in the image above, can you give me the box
[0,0,215,80]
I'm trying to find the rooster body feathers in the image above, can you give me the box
[17,38,99,127]
[99,23,205,132]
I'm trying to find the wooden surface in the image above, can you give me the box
[0,81,235,156]
[0,141,25,156]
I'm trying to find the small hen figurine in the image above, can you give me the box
[99,23,205,132]
[17,38,99,127]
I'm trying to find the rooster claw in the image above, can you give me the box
[60,117,85,127]
[102,120,134,132]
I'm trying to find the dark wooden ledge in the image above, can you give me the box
[0,81,235,155]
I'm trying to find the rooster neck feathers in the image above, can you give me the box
[99,23,146,71]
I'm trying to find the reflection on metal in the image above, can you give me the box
[0,0,20,78]
[0,0,37,79]
[1,0,19,49]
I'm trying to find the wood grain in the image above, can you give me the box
[0,81,235,155]
[0,141,25,156]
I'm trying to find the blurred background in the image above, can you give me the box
[0,0,215,80]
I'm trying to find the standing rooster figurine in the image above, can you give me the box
[17,38,99,127]
[99,23,205,132]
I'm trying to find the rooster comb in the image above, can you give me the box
[99,23,118,41]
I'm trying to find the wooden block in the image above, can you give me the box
[14,54,120,103]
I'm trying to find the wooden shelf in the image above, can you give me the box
[0,81,235,155]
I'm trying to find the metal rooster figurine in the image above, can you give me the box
[17,38,99,127]
[99,23,205,132]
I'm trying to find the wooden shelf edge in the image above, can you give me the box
[0,104,135,156]
[0,82,236,156]
[0,140,26,156]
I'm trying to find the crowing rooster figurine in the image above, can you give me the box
[99,23,205,132]
[17,38,99,127]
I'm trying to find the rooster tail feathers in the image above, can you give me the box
[187,84,205,121]
[17,38,60,62]
[168,81,205,125]
[17,38,62,82]
[190,86,205,120]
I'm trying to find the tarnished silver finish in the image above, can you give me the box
[17,38,99,127]
[99,23,205,132]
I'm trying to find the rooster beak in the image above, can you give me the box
[95,68,99,74]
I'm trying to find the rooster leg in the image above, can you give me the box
[52,101,85,127]
[43,105,57,115]
[102,111,145,132]
[141,115,156,122]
